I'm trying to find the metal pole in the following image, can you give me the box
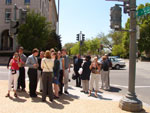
[14,4,17,20]
[79,31,82,55]
[58,0,60,35]
[119,0,142,112]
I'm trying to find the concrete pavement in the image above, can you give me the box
[0,80,150,113]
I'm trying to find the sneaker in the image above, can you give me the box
[64,91,69,94]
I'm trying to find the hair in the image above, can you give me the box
[53,52,58,59]
[19,46,24,50]
[14,52,19,56]
[102,56,107,60]
[85,55,91,61]
[44,50,51,58]
[32,48,39,53]
[50,48,55,53]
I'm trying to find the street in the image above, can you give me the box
[0,60,150,105]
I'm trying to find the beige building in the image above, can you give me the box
[0,0,58,51]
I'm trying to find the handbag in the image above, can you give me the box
[78,68,83,75]
[72,73,77,80]
[11,70,16,75]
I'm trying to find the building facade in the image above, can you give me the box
[49,0,58,31]
[0,0,58,51]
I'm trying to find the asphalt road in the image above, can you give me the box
[0,60,150,105]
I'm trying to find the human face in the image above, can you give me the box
[62,50,66,56]
[19,49,23,54]
[14,53,19,59]
[40,51,45,58]
[34,52,39,57]
[57,51,61,57]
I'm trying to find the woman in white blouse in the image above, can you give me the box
[41,50,54,102]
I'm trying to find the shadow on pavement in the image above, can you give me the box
[9,96,27,103]
[29,93,79,109]
[46,100,64,109]
[138,109,149,113]
[17,91,30,98]
[108,86,122,92]
[89,93,112,101]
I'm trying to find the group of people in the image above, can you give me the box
[73,54,112,97]
[6,47,70,102]
[5,46,112,101]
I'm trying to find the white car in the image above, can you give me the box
[109,57,126,70]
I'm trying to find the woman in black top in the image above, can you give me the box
[52,52,60,98]
[81,56,91,94]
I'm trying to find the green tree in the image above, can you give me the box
[45,30,62,51]
[70,42,80,55]
[17,11,60,51]
[63,43,75,54]
[137,3,150,56]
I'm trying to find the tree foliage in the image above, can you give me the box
[17,11,62,51]
[137,3,150,56]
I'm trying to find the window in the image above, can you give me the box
[24,0,30,4]
[5,9,11,23]
[6,0,12,5]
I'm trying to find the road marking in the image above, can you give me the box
[110,84,150,88]
[99,83,150,89]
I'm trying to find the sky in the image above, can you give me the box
[55,0,149,46]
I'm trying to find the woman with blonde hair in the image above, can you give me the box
[89,56,100,97]
[41,50,54,102]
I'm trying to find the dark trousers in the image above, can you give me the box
[42,72,53,100]
[18,67,25,89]
[75,70,81,87]
[59,70,64,93]
[28,68,37,96]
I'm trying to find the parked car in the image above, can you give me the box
[98,56,126,70]
[109,57,126,70]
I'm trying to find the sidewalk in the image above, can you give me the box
[0,80,149,113]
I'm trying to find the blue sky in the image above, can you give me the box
[56,0,149,46]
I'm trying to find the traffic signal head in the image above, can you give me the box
[9,20,19,35]
[76,34,79,41]
[19,9,27,24]
[124,0,130,14]
[110,5,122,30]
[82,34,85,41]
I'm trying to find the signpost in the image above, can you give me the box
[136,6,150,17]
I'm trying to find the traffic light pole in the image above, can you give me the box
[79,31,82,55]
[119,0,143,112]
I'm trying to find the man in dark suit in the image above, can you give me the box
[73,54,83,87]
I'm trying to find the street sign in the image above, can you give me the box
[136,6,150,17]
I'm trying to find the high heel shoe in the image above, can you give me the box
[14,93,18,98]
[5,93,10,97]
